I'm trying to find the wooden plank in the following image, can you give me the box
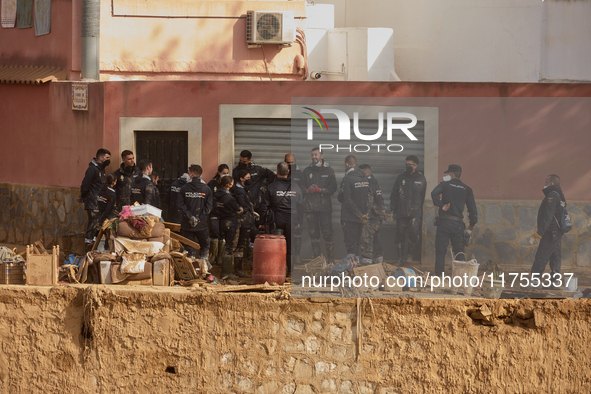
[205,284,286,293]
[34,241,48,254]
[164,222,181,232]
[169,232,201,251]
[92,229,105,251]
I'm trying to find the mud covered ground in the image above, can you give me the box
[0,285,590,393]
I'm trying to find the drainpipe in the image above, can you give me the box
[81,0,100,80]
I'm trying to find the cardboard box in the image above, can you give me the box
[353,263,386,281]
[26,245,59,286]
[130,204,162,218]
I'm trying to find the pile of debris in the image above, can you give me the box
[0,204,217,288]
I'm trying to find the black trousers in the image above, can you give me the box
[342,221,362,256]
[208,216,221,239]
[306,212,334,244]
[395,216,421,255]
[434,219,465,275]
[181,228,210,259]
[274,213,292,261]
[85,209,100,239]
[531,230,562,275]
[221,217,239,254]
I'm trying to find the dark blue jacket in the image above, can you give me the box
[80,159,105,210]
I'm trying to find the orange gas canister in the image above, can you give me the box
[252,234,287,285]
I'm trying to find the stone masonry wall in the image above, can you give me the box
[423,200,591,267]
[0,183,85,246]
[0,286,590,393]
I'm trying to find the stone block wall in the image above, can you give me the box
[0,183,85,246]
[423,200,591,267]
[1,286,590,393]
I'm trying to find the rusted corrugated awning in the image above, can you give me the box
[0,65,66,84]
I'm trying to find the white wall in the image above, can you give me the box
[306,3,398,81]
[310,0,591,82]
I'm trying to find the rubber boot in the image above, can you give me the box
[234,253,250,278]
[222,253,238,279]
[311,241,322,259]
[326,242,335,266]
[215,240,226,266]
[208,239,218,262]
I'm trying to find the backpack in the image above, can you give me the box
[552,192,572,233]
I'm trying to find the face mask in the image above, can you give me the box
[405,165,413,174]
[103,160,111,168]
[244,179,252,187]
[315,161,322,167]
[287,164,293,172]
[237,162,248,169]
[443,175,451,182]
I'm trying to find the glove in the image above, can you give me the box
[253,212,260,220]
[360,214,369,224]
[384,213,394,223]
[189,216,199,227]
[314,185,322,193]
[307,185,316,194]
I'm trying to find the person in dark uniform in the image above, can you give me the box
[359,164,393,265]
[214,175,244,279]
[260,162,304,275]
[177,164,214,260]
[337,155,372,262]
[390,155,427,263]
[150,171,161,208]
[232,169,259,278]
[284,153,305,265]
[130,160,160,207]
[302,147,338,264]
[97,174,119,226]
[207,164,230,265]
[113,150,140,208]
[232,150,276,213]
[530,174,566,279]
[430,164,477,275]
[285,153,306,190]
[80,148,111,242]
[165,171,190,224]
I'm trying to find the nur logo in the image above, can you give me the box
[302,107,418,153]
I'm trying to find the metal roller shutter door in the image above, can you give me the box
[234,118,426,261]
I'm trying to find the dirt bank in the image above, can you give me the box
[0,285,589,393]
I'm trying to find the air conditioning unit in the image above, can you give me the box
[246,11,295,45]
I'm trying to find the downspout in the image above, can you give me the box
[81,0,100,80]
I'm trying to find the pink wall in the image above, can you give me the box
[103,81,591,201]
[0,82,105,188]
[1,81,590,201]
[0,0,78,78]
